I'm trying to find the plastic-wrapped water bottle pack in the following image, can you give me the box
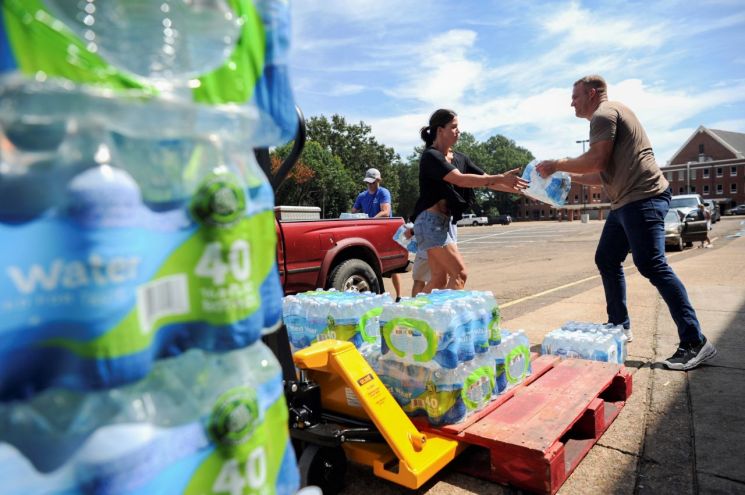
[377,327,531,426]
[541,321,628,364]
[282,289,393,352]
[370,290,531,426]
[521,159,572,207]
[0,0,300,492]
[380,289,501,368]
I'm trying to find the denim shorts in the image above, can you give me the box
[413,210,456,251]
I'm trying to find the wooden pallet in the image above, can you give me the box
[421,355,633,494]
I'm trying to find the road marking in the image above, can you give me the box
[500,246,694,308]
[500,274,602,308]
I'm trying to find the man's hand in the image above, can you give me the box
[404,227,414,239]
[536,160,558,178]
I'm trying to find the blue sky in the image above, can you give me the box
[288,0,745,165]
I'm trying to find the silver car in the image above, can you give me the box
[664,209,685,251]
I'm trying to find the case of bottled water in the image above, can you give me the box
[1,0,300,492]
[393,222,417,253]
[374,290,527,426]
[0,342,299,494]
[380,290,500,369]
[377,351,497,426]
[494,330,532,395]
[541,321,627,364]
[521,159,572,207]
[281,289,392,352]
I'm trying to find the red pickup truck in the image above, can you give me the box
[276,213,410,295]
[258,109,409,295]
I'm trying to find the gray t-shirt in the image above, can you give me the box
[589,100,669,209]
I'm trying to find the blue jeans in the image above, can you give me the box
[596,188,703,345]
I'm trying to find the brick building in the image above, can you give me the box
[516,126,745,220]
[660,126,745,212]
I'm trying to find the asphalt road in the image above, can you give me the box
[387,216,744,318]
[360,215,745,495]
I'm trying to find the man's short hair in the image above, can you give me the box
[574,75,607,97]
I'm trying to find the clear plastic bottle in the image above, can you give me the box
[0,341,299,494]
[521,159,572,207]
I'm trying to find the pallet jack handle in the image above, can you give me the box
[293,340,462,489]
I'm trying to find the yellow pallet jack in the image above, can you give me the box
[285,339,464,494]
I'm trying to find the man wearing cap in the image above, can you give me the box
[352,168,391,218]
[352,168,402,300]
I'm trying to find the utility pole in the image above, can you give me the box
[576,139,589,217]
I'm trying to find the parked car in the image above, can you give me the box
[456,213,489,226]
[493,214,512,225]
[703,200,720,223]
[670,193,704,219]
[664,209,685,251]
[664,208,710,250]
[728,204,745,215]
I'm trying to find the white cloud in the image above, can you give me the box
[385,30,485,107]
[290,1,745,169]
[369,78,745,165]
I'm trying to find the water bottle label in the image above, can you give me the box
[185,388,297,495]
[381,317,438,362]
[505,345,531,385]
[358,307,383,343]
[488,307,502,345]
[403,386,464,425]
[462,365,495,411]
[0,171,279,399]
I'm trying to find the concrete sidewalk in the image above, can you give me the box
[503,233,745,494]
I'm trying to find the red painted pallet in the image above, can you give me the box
[421,355,633,494]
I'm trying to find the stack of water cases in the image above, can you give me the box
[0,1,299,493]
[376,290,532,426]
[282,289,392,367]
[541,321,628,364]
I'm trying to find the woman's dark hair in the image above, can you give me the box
[420,109,457,147]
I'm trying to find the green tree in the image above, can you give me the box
[271,140,356,218]
[306,115,403,208]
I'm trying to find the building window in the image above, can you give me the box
[689,169,696,180]
[716,184,723,194]
[665,172,672,181]
[679,186,685,194]
[703,168,710,178]
[690,185,696,193]
[699,144,705,153]
[732,166,738,177]
[716,167,723,177]
[540,209,545,218]
[703,185,710,195]
[678,170,686,181]
[731,183,738,194]
[574,194,579,203]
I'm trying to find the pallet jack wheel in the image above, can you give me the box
[298,445,347,495]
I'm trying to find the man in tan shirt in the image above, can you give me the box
[537,75,717,371]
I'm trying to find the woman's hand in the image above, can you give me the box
[488,168,528,193]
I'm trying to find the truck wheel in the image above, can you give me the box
[472,221,478,226]
[298,445,347,495]
[328,259,380,293]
